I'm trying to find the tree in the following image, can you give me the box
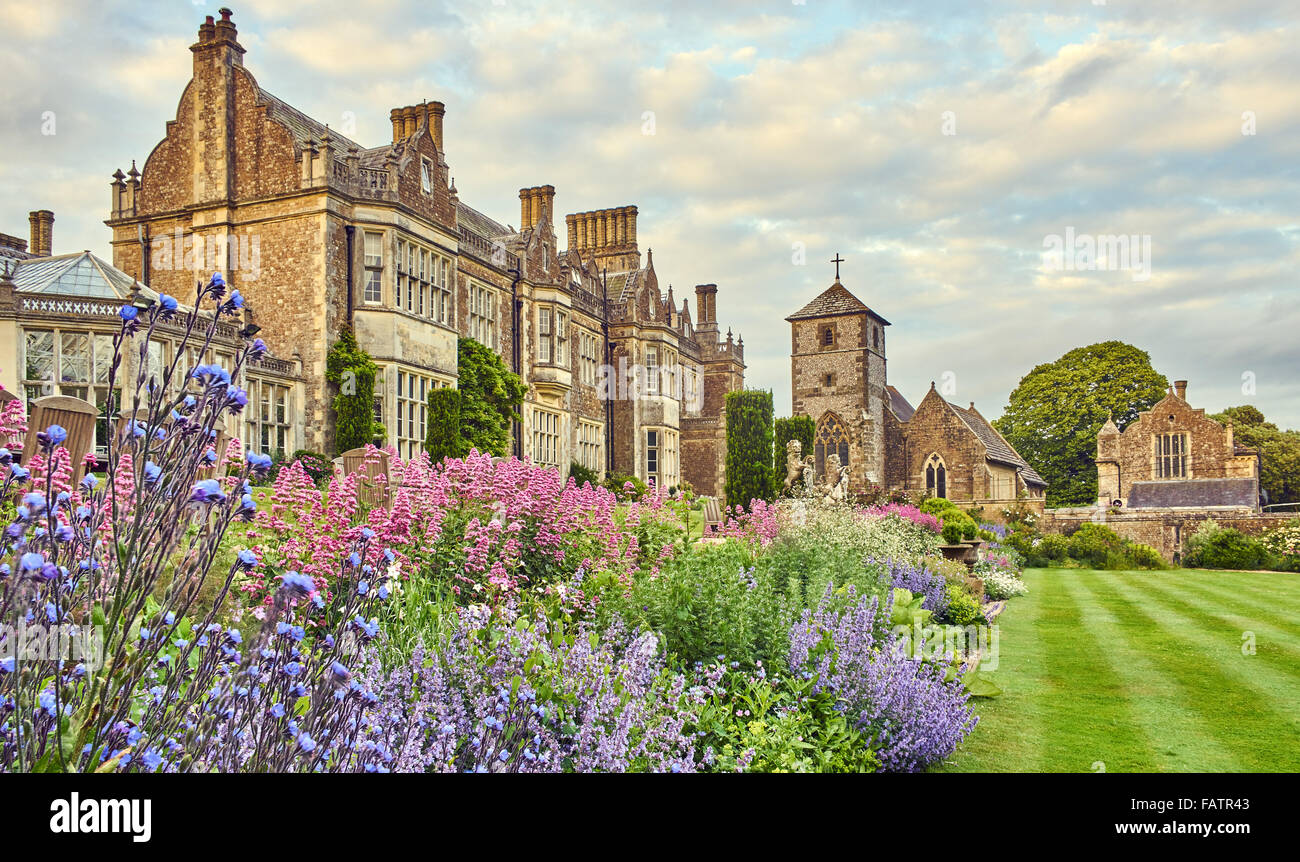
[425,388,464,464]
[456,337,526,457]
[1210,405,1300,505]
[993,341,1168,507]
[724,389,776,510]
[325,326,377,455]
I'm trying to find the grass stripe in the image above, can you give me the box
[1079,572,1300,771]
[1125,574,1300,675]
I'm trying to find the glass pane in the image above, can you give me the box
[25,330,54,381]
[61,332,91,383]
[94,334,115,384]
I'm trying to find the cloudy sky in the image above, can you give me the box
[3,0,1298,426]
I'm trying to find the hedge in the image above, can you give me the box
[724,389,776,510]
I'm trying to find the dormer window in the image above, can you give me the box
[420,158,432,193]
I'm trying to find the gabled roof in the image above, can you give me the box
[886,385,915,421]
[1127,478,1258,509]
[947,401,1047,487]
[10,251,158,301]
[786,279,890,324]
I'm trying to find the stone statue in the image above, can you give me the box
[781,439,805,495]
[802,455,815,497]
[819,453,850,504]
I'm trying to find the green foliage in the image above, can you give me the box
[1182,520,1270,570]
[755,534,890,612]
[456,337,526,458]
[325,326,377,455]
[942,522,964,545]
[939,584,984,626]
[290,449,333,487]
[1210,405,1300,505]
[1067,523,1127,568]
[599,541,792,669]
[424,388,464,464]
[691,667,880,773]
[604,471,649,501]
[724,389,776,510]
[567,461,601,489]
[926,497,977,543]
[889,588,934,628]
[994,341,1169,507]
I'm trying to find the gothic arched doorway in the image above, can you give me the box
[925,452,947,499]
[815,412,850,479]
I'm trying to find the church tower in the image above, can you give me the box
[786,259,890,490]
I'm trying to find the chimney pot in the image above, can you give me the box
[1174,380,1188,401]
[428,101,445,152]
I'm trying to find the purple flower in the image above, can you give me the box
[190,479,226,504]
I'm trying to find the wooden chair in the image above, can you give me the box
[21,395,98,483]
[342,447,391,509]
[702,496,723,534]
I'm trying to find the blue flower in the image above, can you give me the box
[211,272,225,286]
[143,461,163,484]
[119,304,138,321]
[19,552,45,572]
[278,571,316,597]
[190,478,226,504]
[42,424,68,447]
[237,549,258,568]
[9,464,29,481]
[159,294,178,311]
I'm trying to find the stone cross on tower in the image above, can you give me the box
[831,253,844,281]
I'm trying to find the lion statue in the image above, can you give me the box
[781,439,805,495]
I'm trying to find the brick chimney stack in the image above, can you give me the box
[519,185,555,230]
[28,210,54,257]
[1174,380,1188,401]
[694,284,718,331]
[190,9,244,204]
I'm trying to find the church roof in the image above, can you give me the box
[786,280,890,324]
[1127,478,1259,509]
[948,401,1047,487]
[886,385,915,421]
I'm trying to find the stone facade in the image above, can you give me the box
[1096,380,1260,507]
[788,276,1046,505]
[98,10,743,490]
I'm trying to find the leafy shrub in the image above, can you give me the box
[1183,521,1270,570]
[1067,523,1126,568]
[1038,533,1069,561]
[600,541,792,669]
[568,461,601,489]
[424,388,463,464]
[1126,543,1168,570]
[939,584,984,626]
[942,522,964,545]
[724,390,776,510]
[325,326,377,454]
[604,471,648,501]
[290,449,333,487]
[758,535,887,612]
[456,337,526,457]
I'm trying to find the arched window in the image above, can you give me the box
[815,412,850,478]
[925,453,947,499]
[821,325,835,346]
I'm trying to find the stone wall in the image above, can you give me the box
[1042,507,1298,562]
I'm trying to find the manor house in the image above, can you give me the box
[38,9,743,492]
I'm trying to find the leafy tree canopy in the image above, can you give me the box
[993,341,1168,507]
[1210,405,1300,505]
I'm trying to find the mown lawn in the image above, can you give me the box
[940,567,1300,773]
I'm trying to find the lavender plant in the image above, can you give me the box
[787,586,977,772]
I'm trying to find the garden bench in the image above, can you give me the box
[21,394,98,484]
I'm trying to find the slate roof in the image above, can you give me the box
[886,385,915,421]
[1127,478,1259,509]
[457,202,514,241]
[257,86,363,152]
[786,280,890,324]
[948,402,1047,487]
